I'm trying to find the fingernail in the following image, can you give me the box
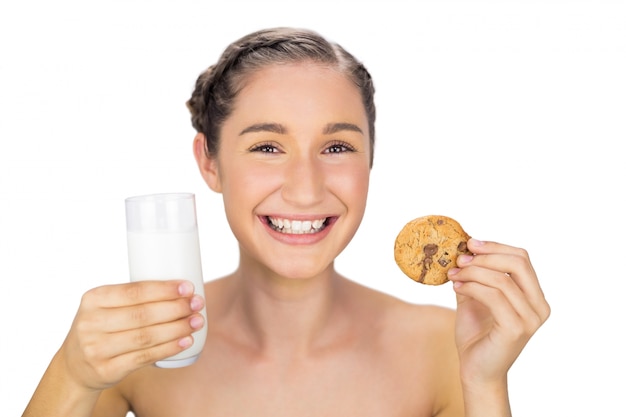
[178,281,194,296]
[190,315,204,329]
[178,336,193,348]
[469,238,484,246]
[453,281,464,289]
[448,267,460,276]
[190,295,204,311]
[458,254,473,264]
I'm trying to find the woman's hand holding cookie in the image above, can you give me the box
[447,238,550,387]
[394,216,550,414]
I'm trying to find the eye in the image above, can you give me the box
[248,142,281,153]
[324,141,356,154]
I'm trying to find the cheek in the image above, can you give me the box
[221,163,282,202]
[332,165,370,205]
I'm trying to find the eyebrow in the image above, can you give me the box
[323,122,363,135]
[239,123,286,135]
[239,122,363,136]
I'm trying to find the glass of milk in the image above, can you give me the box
[125,193,207,368]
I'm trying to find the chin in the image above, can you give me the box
[266,260,335,281]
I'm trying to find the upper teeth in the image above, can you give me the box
[268,217,326,234]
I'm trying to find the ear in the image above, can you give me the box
[193,133,222,193]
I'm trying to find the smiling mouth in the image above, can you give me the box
[266,216,329,234]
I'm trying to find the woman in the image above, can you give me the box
[23,27,550,417]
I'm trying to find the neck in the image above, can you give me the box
[223,261,346,359]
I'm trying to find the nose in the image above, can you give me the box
[281,154,325,207]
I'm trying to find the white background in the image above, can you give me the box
[1,1,624,415]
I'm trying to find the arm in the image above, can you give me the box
[22,350,104,417]
[447,238,551,417]
[23,280,205,417]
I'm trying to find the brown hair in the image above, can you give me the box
[186,27,376,167]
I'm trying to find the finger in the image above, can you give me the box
[466,238,527,257]
[85,313,205,360]
[90,331,198,380]
[452,281,536,371]
[449,264,543,333]
[457,251,536,294]
[466,239,540,289]
[460,240,550,320]
[454,281,521,333]
[83,280,196,309]
[93,294,205,333]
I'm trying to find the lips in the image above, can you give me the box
[266,216,328,234]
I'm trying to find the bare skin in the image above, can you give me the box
[23,62,549,417]
[25,237,546,417]
[92,274,464,417]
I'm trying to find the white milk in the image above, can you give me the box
[127,229,207,367]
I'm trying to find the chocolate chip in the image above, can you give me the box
[457,241,468,253]
[424,244,438,256]
[438,258,450,267]
[418,244,439,283]
[418,268,427,282]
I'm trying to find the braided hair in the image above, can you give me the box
[186,27,376,167]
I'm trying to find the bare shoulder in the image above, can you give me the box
[342,277,456,343]
[343,279,463,415]
[92,384,131,417]
[389,299,457,348]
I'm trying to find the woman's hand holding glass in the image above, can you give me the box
[58,280,205,391]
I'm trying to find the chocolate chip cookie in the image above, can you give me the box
[394,215,471,285]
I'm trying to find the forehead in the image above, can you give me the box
[230,63,366,124]
[239,62,357,95]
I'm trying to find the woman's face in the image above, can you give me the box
[198,63,371,279]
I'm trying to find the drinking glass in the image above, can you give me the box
[125,193,207,368]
